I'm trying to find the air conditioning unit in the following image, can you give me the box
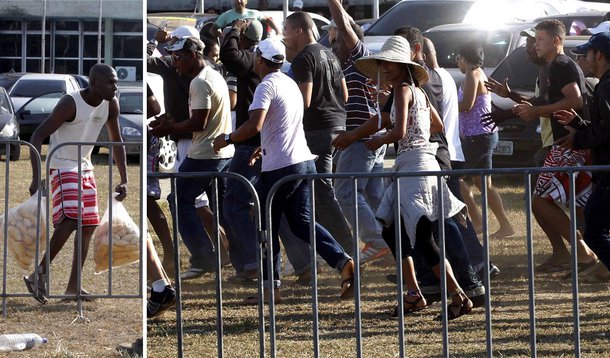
[116,66,136,81]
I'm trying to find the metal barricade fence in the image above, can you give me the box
[153,164,609,358]
[0,140,144,320]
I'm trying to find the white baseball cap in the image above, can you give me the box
[255,37,285,64]
[170,26,199,39]
[293,0,304,9]
[587,21,610,34]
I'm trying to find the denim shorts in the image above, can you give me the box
[462,132,498,170]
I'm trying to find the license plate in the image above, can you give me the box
[493,140,513,156]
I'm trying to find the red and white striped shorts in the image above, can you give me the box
[534,145,592,207]
[50,169,100,227]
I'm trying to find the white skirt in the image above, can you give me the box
[388,146,465,247]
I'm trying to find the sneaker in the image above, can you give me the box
[280,259,295,276]
[116,338,143,357]
[147,285,176,318]
[360,243,391,264]
[179,266,213,280]
[464,285,486,308]
[476,262,500,280]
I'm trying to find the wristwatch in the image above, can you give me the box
[225,133,233,144]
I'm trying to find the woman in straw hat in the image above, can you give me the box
[346,35,473,319]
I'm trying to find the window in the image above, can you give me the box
[425,30,511,69]
[490,47,539,92]
[119,91,143,114]
[10,79,67,97]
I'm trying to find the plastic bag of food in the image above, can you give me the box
[93,196,140,273]
[0,193,47,270]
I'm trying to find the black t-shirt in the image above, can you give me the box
[291,43,347,131]
[548,54,587,139]
[219,29,261,147]
[147,44,193,141]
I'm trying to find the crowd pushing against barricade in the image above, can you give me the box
[142,0,610,322]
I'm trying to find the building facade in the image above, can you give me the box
[0,0,143,80]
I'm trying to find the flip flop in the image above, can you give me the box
[340,276,355,300]
[23,276,48,305]
[537,261,571,273]
[490,231,516,240]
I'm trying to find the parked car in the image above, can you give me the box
[488,36,591,167]
[533,11,606,35]
[0,72,27,91]
[0,87,20,161]
[363,0,561,54]
[8,73,80,112]
[423,22,536,85]
[95,86,144,156]
[14,92,63,141]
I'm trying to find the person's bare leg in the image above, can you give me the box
[460,179,482,233]
[147,235,170,284]
[65,225,96,294]
[147,199,174,274]
[432,260,472,312]
[533,196,573,265]
[29,219,77,282]
[401,256,427,308]
[474,175,515,238]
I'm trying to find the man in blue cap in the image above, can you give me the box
[554,32,610,282]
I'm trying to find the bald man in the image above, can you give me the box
[25,64,128,304]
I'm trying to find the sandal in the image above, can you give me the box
[391,290,427,317]
[243,288,282,305]
[23,275,48,305]
[446,290,473,321]
[340,276,354,300]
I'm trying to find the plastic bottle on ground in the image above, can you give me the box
[0,333,48,352]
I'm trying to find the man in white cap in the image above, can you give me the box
[150,37,235,280]
[587,20,610,35]
[217,18,265,283]
[293,0,304,11]
[209,0,280,38]
[213,37,355,304]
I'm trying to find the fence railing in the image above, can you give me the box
[1,140,144,320]
[151,162,610,358]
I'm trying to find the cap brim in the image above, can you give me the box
[571,43,592,55]
[321,25,336,31]
[355,54,429,85]
[520,30,536,38]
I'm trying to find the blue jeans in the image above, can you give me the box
[583,184,610,269]
[305,128,354,253]
[222,145,261,273]
[257,160,351,286]
[177,157,231,269]
[335,141,386,248]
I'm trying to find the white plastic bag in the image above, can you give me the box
[0,193,47,270]
[93,197,140,273]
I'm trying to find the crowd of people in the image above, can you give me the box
[144,0,610,321]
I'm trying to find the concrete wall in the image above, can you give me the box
[0,0,142,20]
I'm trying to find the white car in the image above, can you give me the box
[8,73,81,112]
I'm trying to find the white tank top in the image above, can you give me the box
[48,91,109,170]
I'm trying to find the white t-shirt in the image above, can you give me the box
[248,71,315,172]
[189,66,234,160]
[433,67,464,162]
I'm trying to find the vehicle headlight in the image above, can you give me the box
[0,119,16,137]
[122,126,141,137]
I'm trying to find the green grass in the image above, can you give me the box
[0,147,143,357]
[147,174,610,358]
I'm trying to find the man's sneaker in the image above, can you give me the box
[360,243,391,264]
[464,285,486,308]
[116,338,143,357]
[179,266,213,280]
[147,285,176,318]
[477,262,500,280]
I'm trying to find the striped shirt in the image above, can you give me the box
[343,41,378,140]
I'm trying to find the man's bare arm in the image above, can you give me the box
[105,97,128,201]
[28,95,76,195]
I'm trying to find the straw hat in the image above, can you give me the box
[355,36,428,85]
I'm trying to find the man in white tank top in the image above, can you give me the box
[24,64,128,304]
